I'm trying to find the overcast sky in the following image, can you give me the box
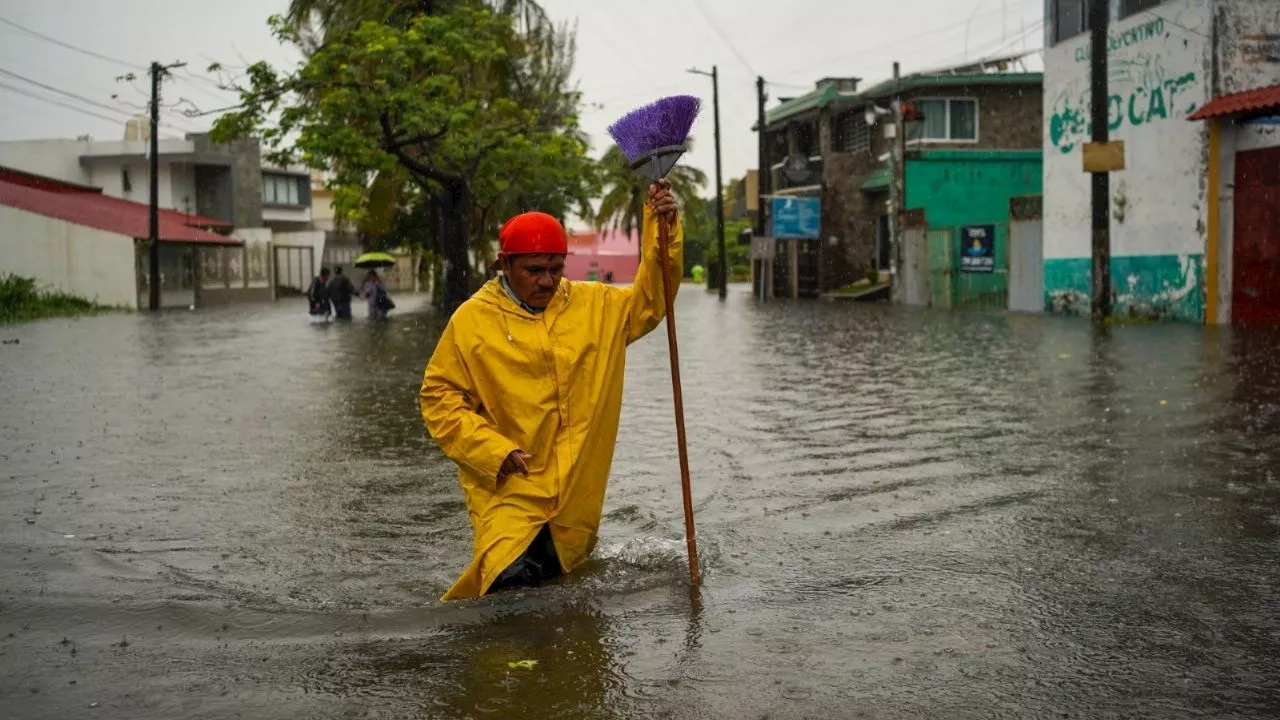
[0,0,1044,197]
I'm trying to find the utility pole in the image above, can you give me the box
[889,61,905,301]
[147,60,185,312]
[688,66,726,299]
[1088,0,1111,322]
[756,75,770,301]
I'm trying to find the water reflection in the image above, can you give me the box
[297,602,621,718]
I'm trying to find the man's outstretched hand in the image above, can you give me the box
[647,179,677,221]
[498,450,532,483]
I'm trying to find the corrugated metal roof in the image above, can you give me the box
[857,72,1042,99]
[0,169,241,245]
[860,167,890,191]
[765,84,857,128]
[1188,83,1280,121]
[765,72,1042,128]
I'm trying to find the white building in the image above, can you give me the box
[1042,0,1280,324]
[0,124,327,297]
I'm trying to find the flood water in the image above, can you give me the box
[2,288,1279,719]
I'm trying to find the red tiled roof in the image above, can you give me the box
[0,166,104,194]
[1188,83,1280,121]
[0,170,240,245]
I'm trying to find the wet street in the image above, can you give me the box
[2,288,1279,719]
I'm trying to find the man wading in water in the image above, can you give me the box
[420,180,682,600]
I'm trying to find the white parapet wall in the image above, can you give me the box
[0,205,138,309]
[1042,0,1210,321]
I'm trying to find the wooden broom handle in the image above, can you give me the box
[656,214,701,586]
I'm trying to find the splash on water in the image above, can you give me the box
[594,535,721,574]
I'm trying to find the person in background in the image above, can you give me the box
[363,270,393,321]
[307,267,332,321]
[328,265,355,320]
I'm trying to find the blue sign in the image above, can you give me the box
[771,196,820,239]
[959,224,995,273]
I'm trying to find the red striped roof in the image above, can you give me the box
[1188,83,1280,121]
[0,167,240,245]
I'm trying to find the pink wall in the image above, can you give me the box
[565,227,640,283]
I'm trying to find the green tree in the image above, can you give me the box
[212,3,592,314]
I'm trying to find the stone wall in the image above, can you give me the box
[190,133,264,229]
[821,150,883,290]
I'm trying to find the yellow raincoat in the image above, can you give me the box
[420,208,682,601]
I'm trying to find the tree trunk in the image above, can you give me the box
[440,179,472,315]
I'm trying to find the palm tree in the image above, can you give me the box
[593,144,708,241]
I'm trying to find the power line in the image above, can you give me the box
[0,66,135,118]
[926,20,1044,72]
[0,13,239,112]
[0,15,145,71]
[568,0,651,83]
[689,0,757,75]
[0,80,133,126]
[771,0,1040,78]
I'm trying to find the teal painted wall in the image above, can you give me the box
[1043,254,1204,322]
[905,151,1043,309]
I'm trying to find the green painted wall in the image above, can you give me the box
[1043,254,1204,322]
[905,150,1043,309]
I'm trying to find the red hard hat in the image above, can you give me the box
[499,211,568,255]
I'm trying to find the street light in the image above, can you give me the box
[687,65,726,300]
[865,103,891,127]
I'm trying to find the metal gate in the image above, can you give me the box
[274,245,315,297]
[899,226,929,306]
[926,229,952,309]
[1008,195,1044,312]
[1232,146,1280,326]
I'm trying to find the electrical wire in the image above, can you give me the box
[0,66,135,118]
[0,14,145,71]
[567,0,652,83]
[924,20,1044,73]
[771,0,1041,78]
[0,14,225,115]
[0,79,136,126]
[689,0,757,75]
[174,70,237,106]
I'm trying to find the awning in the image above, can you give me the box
[1188,83,1280,121]
[860,167,890,192]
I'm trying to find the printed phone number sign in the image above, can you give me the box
[959,224,995,273]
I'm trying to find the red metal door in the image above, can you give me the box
[1232,147,1280,326]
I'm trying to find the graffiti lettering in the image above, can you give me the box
[1074,17,1165,63]
[1049,69,1197,154]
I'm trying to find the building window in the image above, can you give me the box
[262,173,302,206]
[908,98,978,142]
[834,110,871,154]
[1120,0,1166,18]
[1051,0,1087,45]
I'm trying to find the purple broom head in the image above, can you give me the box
[607,94,702,181]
